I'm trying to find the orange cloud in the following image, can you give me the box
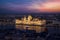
[39,2,60,12]
[28,1,60,12]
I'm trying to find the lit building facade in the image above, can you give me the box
[15,15,46,33]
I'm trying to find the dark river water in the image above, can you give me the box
[0,24,60,33]
[0,24,60,40]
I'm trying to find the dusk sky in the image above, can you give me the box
[0,0,60,14]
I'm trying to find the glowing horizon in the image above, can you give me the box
[0,0,60,13]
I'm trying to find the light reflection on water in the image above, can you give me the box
[16,25,60,34]
[16,25,46,33]
[0,25,60,40]
[0,24,60,34]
